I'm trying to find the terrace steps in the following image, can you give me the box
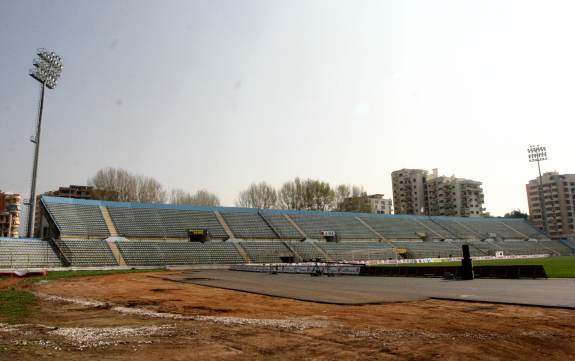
[106,239,127,266]
[356,217,388,242]
[233,242,252,263]
[213,211,235,239]
[284,214,307,238]
[99,206,119,237]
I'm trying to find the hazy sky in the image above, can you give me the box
[1,0,574,216]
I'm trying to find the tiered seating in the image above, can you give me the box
[415,219,454,239]
[116,241,244,266]
[44,202,109,238]
[560,239,575,252]
[538,240,574,256]
[395,240,469,258]
[0,238,62,268]
[319,242,394,261]
[57,240,118,266]
[240,241,292,263]
[290,214,378,239]
[501,219,547,239]
[431,219,478,239]
[220,212,278,239]
[260,213,303,239]
[108,207,229,239]
[287,242,326,261]
[463,240,503,255]
[158,209,228,239]
[463,219,524,239]
[361,217,428,239]
[108,207,164,238]
[496,240,553,255]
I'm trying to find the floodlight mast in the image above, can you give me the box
[26,49,63,238]
[527,145,548,236]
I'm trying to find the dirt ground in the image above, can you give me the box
[1,271,574,360]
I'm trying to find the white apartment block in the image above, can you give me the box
[392,168,484,217]
[367,194,393,214]
[526,172,575,239]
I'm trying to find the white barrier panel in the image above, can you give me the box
[231,262,361,275]
[362,254,550,266]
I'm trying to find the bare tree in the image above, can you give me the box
[170,188,220,206]
[169,188,191,204]
[137,176,167,203]
[189,189,220,206]
[278,178,335,211]
[236,182,278,208]
[88,167,166,203]
[278,178,305,210]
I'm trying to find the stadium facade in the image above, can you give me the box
[1,195,574,270]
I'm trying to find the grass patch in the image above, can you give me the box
[0,288,36,323]
[371,256,575,278]
[23,268,165,284]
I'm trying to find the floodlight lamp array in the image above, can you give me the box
[527,145,547,162]
[29,48,63,89]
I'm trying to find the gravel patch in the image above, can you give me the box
[50,324,175,349]
[35,293,327,330]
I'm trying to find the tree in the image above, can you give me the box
[334,184,352,208]
[301,179,335,211]
[277,178,335,211]
[236,182,278,208]
[170,188,220,206]
[334,184,372,212]
[504,209,529,219]
[278,178,304,210]
[88,167,166,203]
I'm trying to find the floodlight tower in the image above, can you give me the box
[527,145,548,236]
[26,49,63,238]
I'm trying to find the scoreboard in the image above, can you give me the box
[187,228,209,242]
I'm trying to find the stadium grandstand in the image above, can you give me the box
[0,195,573,269]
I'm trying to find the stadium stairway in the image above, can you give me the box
[500,222,529,239]
[259,212,282,239]
[414,219,443,239]
[355,217,388,242]
[213,211,235,239]
[428,218,457,239]
[453,220,480,238]
[309,241,332,261]
[284,214,308,238]
[466,241,491,256]
[536,241,564,256]
[560,239,575,253]
[106,239,127,266]
[282,241,303,261]
[48,238,71,267]
[232,241,252,262]
[99,206,119,237]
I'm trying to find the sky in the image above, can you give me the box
[1,0,574,216]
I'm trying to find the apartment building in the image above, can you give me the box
[0,191,22,238]
[391,169,428,215]
[367,194,393,214]
[392,168,484,217]
[526,172,575,239]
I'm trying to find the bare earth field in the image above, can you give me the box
[1,271,574,360]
